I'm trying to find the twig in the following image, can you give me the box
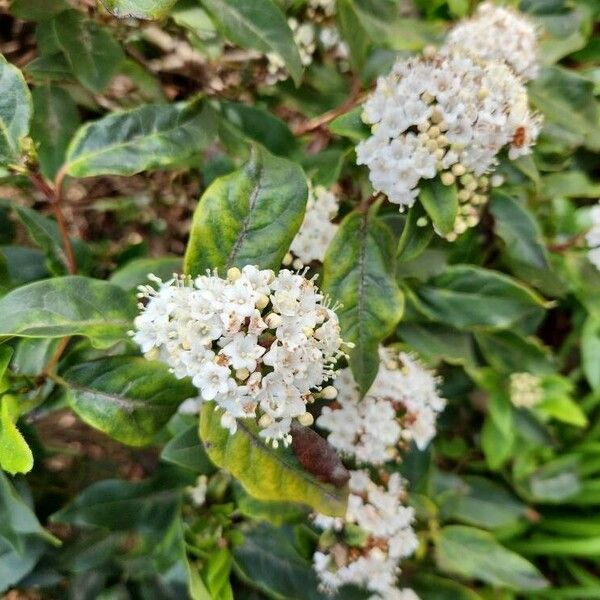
[547,232,587,253]
[28,166,76,376]
[29,167,76,275]
[292,76,367,137]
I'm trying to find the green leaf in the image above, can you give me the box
[233,522,324,600]
[219,101,297,157]
[0,276,136,347]
[202,548,234,600]
[490,192,562,296]
[0,395,33,475]
[396,202,434,262]
[529,66,600,151]
[200,0,303,85]
[434,473,526,530]
[161,424,215,473]
[30,83,80,179]
[13,206,92,275]
[100,0,179,19]
[582,317,600,391]
[0,246,48,286]
[328,106,370,141]
[475,331,554,375]
[110,257,182,291]
[415,266,548,330]
[50,10,124,93]
[481,413,514,471]
[199,402,348,517]
[184,146,308,274]
[51,469,188,537]
[10,0,67,21]
[412,573,484,600]
[540,171,600,200]
[62,357,196,446]
[0,536,44,594]
[336,0,371,68]
[0,54,32,164]
[419,176,458,237]
[397,322,476,367]
[323,210,404,394]
[65,99,216,177]
[436,525,548,590]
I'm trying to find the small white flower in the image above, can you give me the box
[194,361,232,400]
[188,475,208,506]
[220,333,266,371]
[510,372,543,408]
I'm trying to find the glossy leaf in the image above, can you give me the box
[30,84,80,179]
[110,257,182,291]
[233,522,323,600]
[436,525,548,590]
[323,210,404,394]
[62,357,196,446]
[582,317,600,390]
[397,202,435,263]
[200,0,303,85]
[100,0,179,19]
[415,266,547,330]
[184,146,308,275]
[51,10,124,93]
[65,99,216,178]
[419,176,458,237]
[199,402,348,517]
[0,276,136,347]
[0,54,32,164]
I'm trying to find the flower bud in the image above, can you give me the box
[320,385,338,400]
[255,294,269,310]
[298,412,314,426]
[227,267,241,281]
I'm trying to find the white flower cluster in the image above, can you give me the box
[132,266,345,446]
[510,372,543,409]
[267,18,316,83]
[586,203,600,271]
[317,348,446,464]
[287,184,339,267]
[356,47,541,239]
[445,2,540,81]
[313,470,419,598]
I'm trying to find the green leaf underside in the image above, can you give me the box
[323,210,404,394]
[0,276,136,347]
[65,100,216,177]
[184,146,308,275]
[62,357,196,446]
[199,402,348,517]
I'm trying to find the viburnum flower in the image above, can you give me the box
[510,372,543,408]
[287,184,339,267]
[445,1,540,81]
[356,47,542,239]
[132,266,346,446]
[317,348,446,463]
[313,470,418,597]
[586,203,600,271]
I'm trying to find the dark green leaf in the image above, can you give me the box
[51,10,124,93]
[65,99,216,177]
[30,84,80,179]
[582,317,600,391]
[0,54,32,164]
[10,0,67,21]
[323,210,404,394]
[0,276,136,347]
[161,424,215,473]
[233,522,323,600]
[184,146,308,274]
[396,202,434,263]
[200,0,303,85]
[436,525,548,590]
[200,402,348,517]
[415,266,547,330]
[62,357,196,446]
[328,107,370,141]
